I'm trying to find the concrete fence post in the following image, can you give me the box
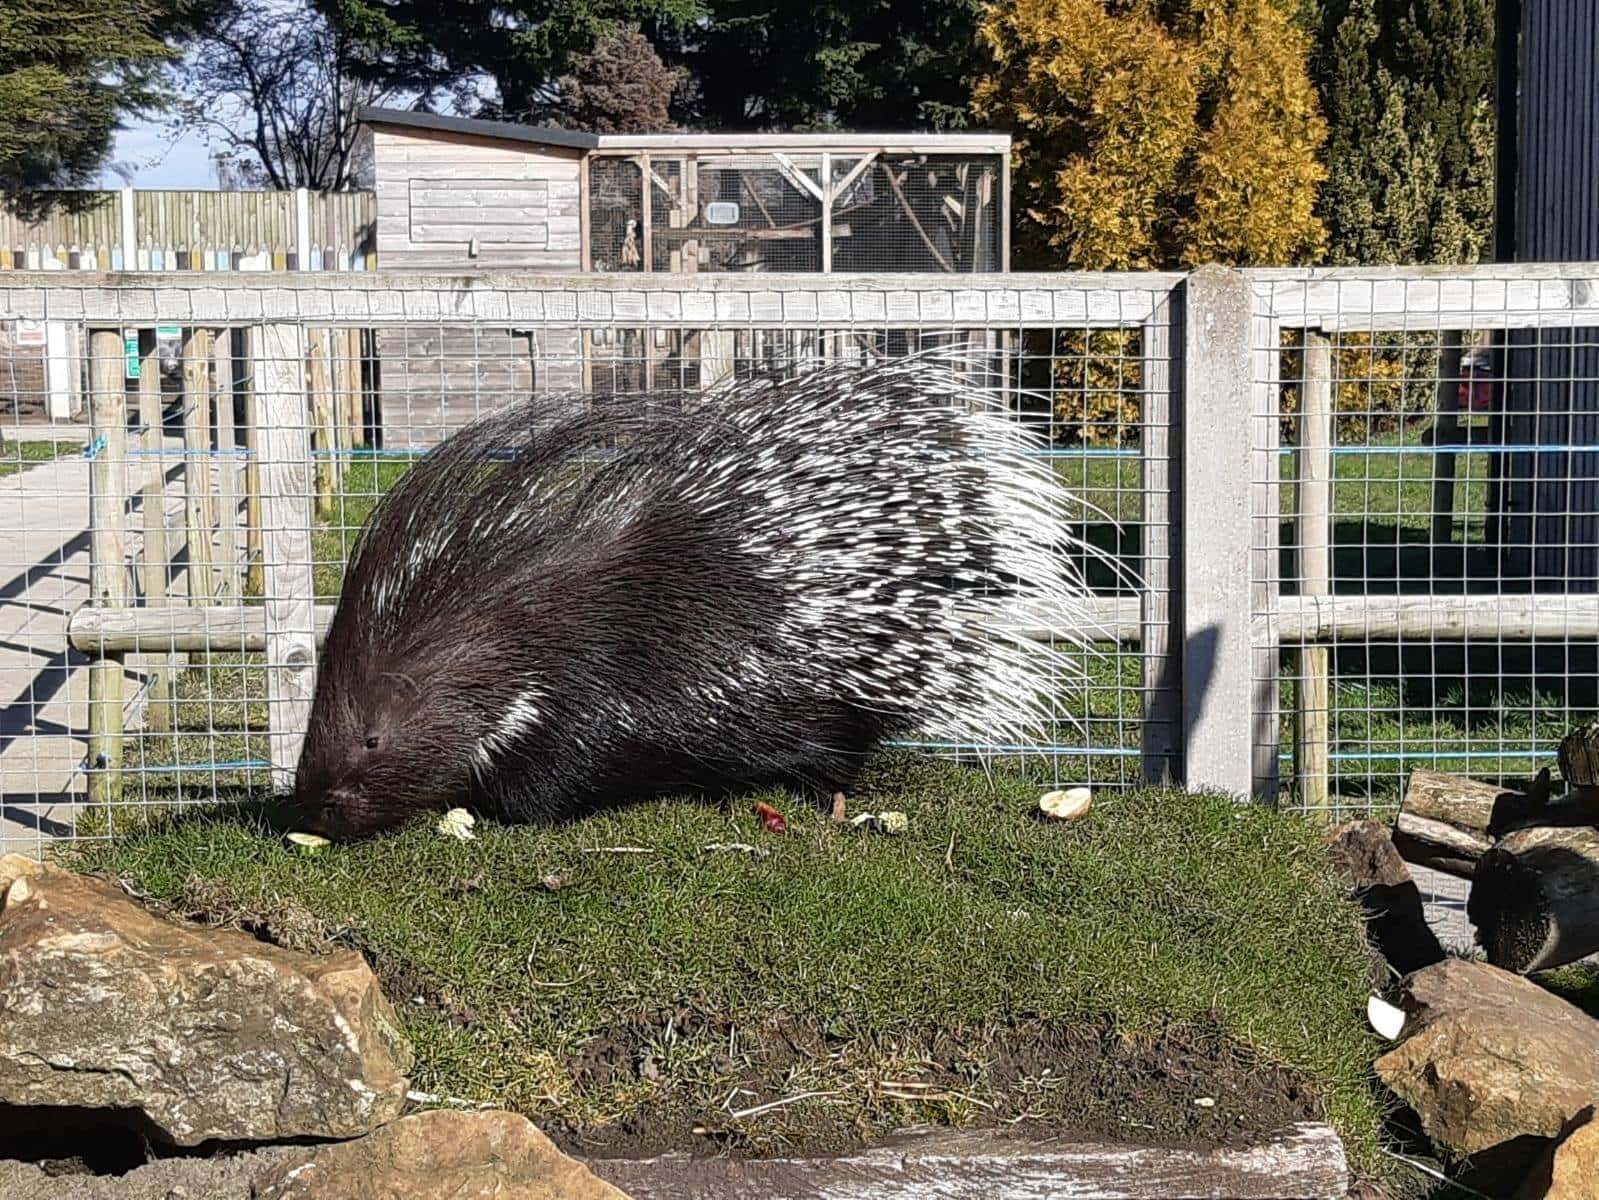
[250,323,316,792]
[1177,265,1280,802]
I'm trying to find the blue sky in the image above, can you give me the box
[98,118,217,188]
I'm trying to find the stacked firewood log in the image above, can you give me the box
[1396,720,1599,973]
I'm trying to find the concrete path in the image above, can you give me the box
[0,450,156,856]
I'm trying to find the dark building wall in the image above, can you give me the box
[1496,0,1599,591]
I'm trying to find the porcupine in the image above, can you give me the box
[291,353,1091,841]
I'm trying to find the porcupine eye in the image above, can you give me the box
[364,735,380,750]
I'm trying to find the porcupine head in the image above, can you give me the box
[291,357,1092,842]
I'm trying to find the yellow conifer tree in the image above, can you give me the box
[974,0,1327,271]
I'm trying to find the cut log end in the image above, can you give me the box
[1469,824,1599,974]
[1469,848,1554,973]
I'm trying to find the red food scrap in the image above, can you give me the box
[754,800,787,834]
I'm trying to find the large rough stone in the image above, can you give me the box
[0,855,412,1145]
[1375,959,1599,1180]
[1515,1108,1599,1200]
[249,1109,631,1199]
[0,1147,302,1200]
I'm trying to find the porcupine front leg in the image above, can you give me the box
[830,791,848,824]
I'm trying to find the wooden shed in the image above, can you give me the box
[359,108,1012,447]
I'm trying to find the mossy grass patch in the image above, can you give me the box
[65,753,1388,1178]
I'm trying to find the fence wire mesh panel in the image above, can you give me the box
[1257,267,1599,819]
[0,272,1176,851]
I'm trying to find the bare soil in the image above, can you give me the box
[547,1005,1322,1160]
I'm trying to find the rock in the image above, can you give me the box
[1325,821,1444,978]
[1375,959,1599,1185]
[248,1109,631,1199]
[0,1147,301,1200]
[0,855,411,1146]
[1515,1107,1599,1200]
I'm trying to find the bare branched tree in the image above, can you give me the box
[177,0,412,190]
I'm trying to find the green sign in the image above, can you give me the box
[124,332,139,379]
[156,324,181,340]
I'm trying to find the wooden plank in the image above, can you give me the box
[308,327,336,519]
[69,603,335,654]
[587,1124,1349,1200]
[181,327,215,606]
[1293,332,1333,819]
[0,272,1176,328]
[213,329,243,596]
[251,323,316,790]
[1273,593,1599,642]
[72,587,1599,659]
[640,153,654,273]
[578,156,592,273]
[820,151,832,273]
[408,224,550,246]
[68,595,1142,656]
[334,326,361,449]
[135,331,175,733]
[1141,301,1179,784]
[1180,266,1259,800]
[87,328,129,806]
[1429,331,1465,551]
[243,331,265,596]
[408,183,552,206]
[409,207,552,228]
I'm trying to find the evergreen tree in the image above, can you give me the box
[973,0,1327,270]
[657,0,985,129]
[553,26,682,133]
[0,0,214,195]
[1314,0,1495,264]
[321,0,984,131]
[321,0,703,124]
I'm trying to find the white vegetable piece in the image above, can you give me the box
[1038,787,1093,821]
[437,808,477,841]
[1367,994,1407,1041]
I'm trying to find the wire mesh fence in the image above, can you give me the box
[1258,267,1599,820]
[7,265,1599,853]
[0,272,1175,852]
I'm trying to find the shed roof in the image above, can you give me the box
[358,107,1010,155]
[358,107,600,149]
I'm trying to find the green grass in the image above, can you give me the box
[66,752,1388,1176]
[0,439,74,478]
[1541,962,1599,1020]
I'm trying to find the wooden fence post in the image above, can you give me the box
[309,327,336,519]
[136,330,175,733]
[1294,332,1334,820]
[1179,265,1278,801]
[244,336,265,596]
[251,323,317,791]
[213,329,243,596]
[87,328,129,806]
[1430,331,1465,556]
[182,328,215,608]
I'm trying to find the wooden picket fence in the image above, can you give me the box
[0,188,377,273]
